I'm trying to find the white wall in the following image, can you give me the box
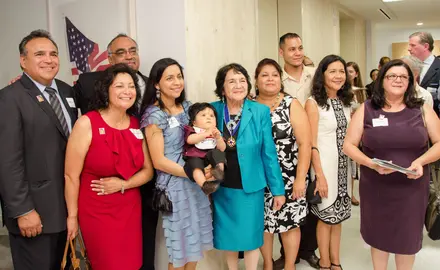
[0,0,48,87]
[184,0,259,103]
[339,8,367,85]
[135,0,187,77]
[257,0,279,61]
[301,0,340,64]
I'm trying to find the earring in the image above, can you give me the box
[156,88,160,99]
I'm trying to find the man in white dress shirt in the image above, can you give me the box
[408,31,440,115]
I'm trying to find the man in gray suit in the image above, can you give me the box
[0,30,78,270]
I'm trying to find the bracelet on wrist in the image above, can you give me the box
[312,146,320,154]
[121,181,125,194]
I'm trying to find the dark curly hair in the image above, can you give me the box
[311,54,353,110]
[371,59,424,110]
[188,102,218,126]
[214,63,252,100]
[88,63,140,116]
[140,58,186,114]
[254,58,284,95]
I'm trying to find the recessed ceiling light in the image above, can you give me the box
[417,22,424,26]
[382,0,403,2]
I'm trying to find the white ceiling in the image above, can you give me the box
[336,0,440,29]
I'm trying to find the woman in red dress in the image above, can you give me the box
[65,63,154,270]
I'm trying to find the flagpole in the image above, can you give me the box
[128,0,137,40]
[46,0,52,32]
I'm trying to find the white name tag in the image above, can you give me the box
[168,117,180,129]
[372,114,388,127]
[66,98,76,108]
[130,128,144,139]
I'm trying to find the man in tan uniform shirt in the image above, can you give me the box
[274,33,320,270]
[279,33,316,106]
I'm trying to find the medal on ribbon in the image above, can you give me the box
[224,103,243,148]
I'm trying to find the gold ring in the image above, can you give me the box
[101,188,105,194]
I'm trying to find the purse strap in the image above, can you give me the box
[61,238,79,269]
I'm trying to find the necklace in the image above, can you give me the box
[257,92,281,110]
[270,92,281,109]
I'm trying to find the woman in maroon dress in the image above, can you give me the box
[64,63,154,270]
[343,59,440,270]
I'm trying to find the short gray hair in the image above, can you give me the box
[107,33,138,54]
[401,55,423,76]
[409,32,434,52]
[19,29,58,56]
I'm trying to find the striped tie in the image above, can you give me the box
[45,87,69,136]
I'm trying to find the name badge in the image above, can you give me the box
[66,97,76,108]
[372,114,388,127]
[168,117,180,129]
[130,128,144,139]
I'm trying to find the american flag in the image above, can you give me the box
[65,17,110,82]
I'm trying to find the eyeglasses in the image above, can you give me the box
[385,74,409,82]
[109,48,138,57]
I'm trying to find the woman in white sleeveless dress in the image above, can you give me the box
[305,55,354,270]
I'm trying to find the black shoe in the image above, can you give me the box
[201,180,220,195]
[211,164,224,180]
[331,262,343,270]
[300,254,320,269]
[273,256,285,270]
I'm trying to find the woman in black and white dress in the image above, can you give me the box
[305,55,353,270]
[254,58,311,270]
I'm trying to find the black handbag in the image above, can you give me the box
[151,186,173,213]
[425,161,440,240]
[151,154,184,213]
[306,177,322,205]
[421,107,440,240]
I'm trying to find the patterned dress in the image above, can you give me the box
[140,101,213,267]
[263,95,308,233]
[309,98,352,224]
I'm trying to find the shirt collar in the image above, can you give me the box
[423,54,435,65]
[282,65,313,82]
[24,72,58,94]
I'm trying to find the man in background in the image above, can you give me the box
[408,31,440,115]
[275,32,319,270]
[74,33,148,114]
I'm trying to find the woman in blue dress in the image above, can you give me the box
[140,58,213,270]
[211,63,286,270]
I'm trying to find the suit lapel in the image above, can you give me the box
[21,75,68,140]
[238,99,252,139]
[421,58,440,87]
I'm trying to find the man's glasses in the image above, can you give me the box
[385,74,409,82]
[109,48,138,57]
